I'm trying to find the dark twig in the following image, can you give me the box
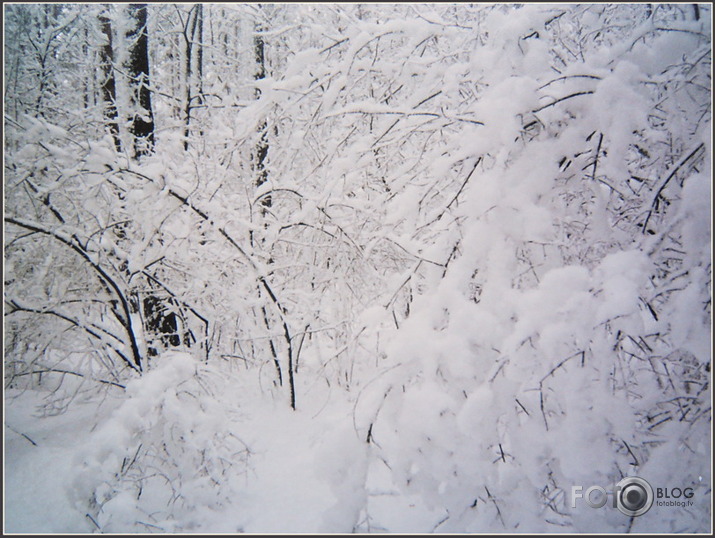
[9,367,125,390]
[533,91,594,113]
[86,514,101,531]
[538,74,602,90]
[6,424,38,446]
[621,439,639,466]
[641,143,705,233]
[515,398,530,416]
[420,157,482,231]
[6,299,134,370]
[540,388,549,431]
[485,486,506,528]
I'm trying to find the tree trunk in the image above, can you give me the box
[99,8,121,151]
[126,3,154,158]
[182,5,203,151]
[254,25,269,205]
[197,4,203,95]
[253,21,295,409]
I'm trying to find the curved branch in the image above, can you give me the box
[6,299,136,372]
[279,222,337,240]
[537,74,601,90]
[253,188,304,206]
[533,91,594,113]
[4,217,143,371]
[8,367,125,390]
[417,156,481,232]
[641,142,705,233]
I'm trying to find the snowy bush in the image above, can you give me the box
[350,5,711,533]
[69,353,250,532]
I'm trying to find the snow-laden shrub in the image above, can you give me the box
[352,5,710,532]
[69,352,250,532]
[355,246,709,532]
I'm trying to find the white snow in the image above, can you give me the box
[4,3,711,535]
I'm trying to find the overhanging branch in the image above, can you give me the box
[4,217,143,371]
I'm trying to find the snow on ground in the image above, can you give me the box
[4,355,371,534]
[4,389,110,533]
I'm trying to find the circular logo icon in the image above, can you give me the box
[616,476,653,517]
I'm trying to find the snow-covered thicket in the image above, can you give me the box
[4,3,711,533]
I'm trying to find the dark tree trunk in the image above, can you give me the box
[182,4,203,150]
[126,3,154,158]
[197,4,203,93]
[254,27,270,213]
[196,4,204,142]
[99,8,121,151]
[253,21,295,409]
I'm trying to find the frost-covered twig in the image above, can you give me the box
[533,91,594,113]
[419,157,482,231]
[537,74,601,90]
[540,350,585,384]
[8,366,126,390]
[641,142,705,233]
[384,260,421,309]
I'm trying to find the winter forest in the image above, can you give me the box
[3,2,712,534]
